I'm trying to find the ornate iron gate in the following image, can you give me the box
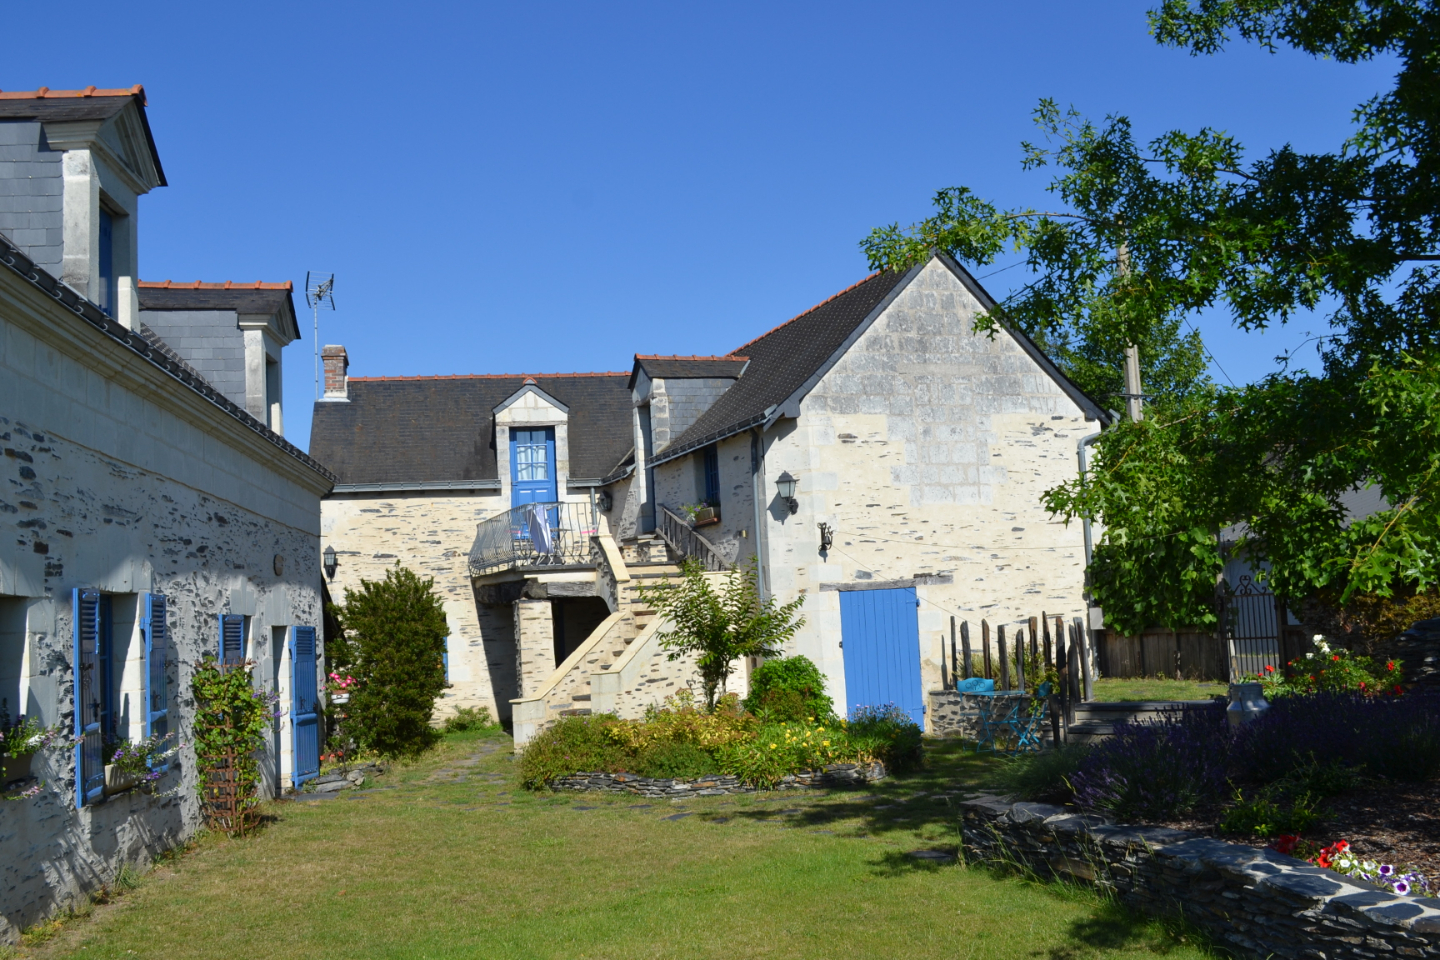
[1219,576,1283,680]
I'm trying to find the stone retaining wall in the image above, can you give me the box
[549,762,885,797]
[960,795,1440,960]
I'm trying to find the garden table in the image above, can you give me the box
[971,687,1049,755]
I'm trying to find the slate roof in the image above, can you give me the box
[628,355,749,390]
[308,374,634,486]
[652,270,910,463]
[0,87,166,186]
[137,281,299,338]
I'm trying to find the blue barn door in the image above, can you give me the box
[290,626,320,788]
[839,587,924,725]
[510,427,557,506]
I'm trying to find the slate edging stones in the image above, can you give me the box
[548,762,885,797]
[959,796,1440,960]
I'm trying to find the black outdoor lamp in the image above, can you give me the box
[323,545,338,580]
[775,471,799,515]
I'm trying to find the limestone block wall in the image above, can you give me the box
[321,491,511,720]
[757,258,1095,714]
[0,266,327,940]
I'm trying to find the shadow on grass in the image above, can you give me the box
[1046,899,1212,959]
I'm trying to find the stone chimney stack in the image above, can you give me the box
[322,345,349,401]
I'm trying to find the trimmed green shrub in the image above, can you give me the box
[635,740,719,778]
[518,714,636,788]
[743,656,835,721]
[333,565,449,759]
[442,706,497,734]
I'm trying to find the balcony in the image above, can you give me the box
[468,501,600,577]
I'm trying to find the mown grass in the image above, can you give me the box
[17,733,1216,960]
[1089,677,1228,702]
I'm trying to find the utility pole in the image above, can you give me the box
[1118,241,1143,422]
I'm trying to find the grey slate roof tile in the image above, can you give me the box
[308,374,634,485]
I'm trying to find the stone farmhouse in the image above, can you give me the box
[311,251,1109,746]
[0,86,333,939]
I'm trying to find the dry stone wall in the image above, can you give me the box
[549,761,885,796]
[961,796,1440,960]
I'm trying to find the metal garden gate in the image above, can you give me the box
[1219,576,1284,680]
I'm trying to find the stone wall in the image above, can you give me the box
[0,259,328,942]
[960,796,1440,960]
[321,491,509,720]
[549,761,885,796]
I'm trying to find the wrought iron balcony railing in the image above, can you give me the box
[468,501,600,577]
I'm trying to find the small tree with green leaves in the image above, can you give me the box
[333,565,449,758]
[636,558,805,711]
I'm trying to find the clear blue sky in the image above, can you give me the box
[6,1,1395,452]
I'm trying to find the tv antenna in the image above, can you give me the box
[305,271,336,400]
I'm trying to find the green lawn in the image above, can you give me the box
[1089,677,1228,702]
[15,732,1215,960]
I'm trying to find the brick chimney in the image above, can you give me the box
[322,345,349,401]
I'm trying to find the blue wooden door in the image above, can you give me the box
[839,587,924,725]
[510,427,557,506]
[290,626,320,787]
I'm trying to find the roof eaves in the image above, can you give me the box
[0,233,335,483]
[649,409,771,468]
[932,251,1112,426]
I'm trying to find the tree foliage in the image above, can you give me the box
[333,565,449,758]
[864,1,1440,634]
[636,558,806,711]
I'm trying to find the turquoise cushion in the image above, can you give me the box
[956,677,995,694]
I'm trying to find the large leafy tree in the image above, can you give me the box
[863,1,1440,637]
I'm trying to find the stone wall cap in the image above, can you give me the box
[1009,802,1067,823]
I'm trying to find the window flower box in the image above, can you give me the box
[1,752,33,785]
[104,764,140,796]
[693,506,720,527]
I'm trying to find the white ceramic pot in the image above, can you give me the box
[1226,682,1270,730]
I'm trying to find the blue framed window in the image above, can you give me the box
[219,614,245,664]
[703,445,720,505]
[97,209,114,314]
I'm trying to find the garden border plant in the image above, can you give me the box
[192,656,280,833]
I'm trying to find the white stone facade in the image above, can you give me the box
[0,239,329,941]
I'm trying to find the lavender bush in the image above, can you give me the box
[1070,707,1231,820]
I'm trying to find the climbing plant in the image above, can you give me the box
[192,657,278,830]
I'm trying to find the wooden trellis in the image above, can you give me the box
[200,745,251,836]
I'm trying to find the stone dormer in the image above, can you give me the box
[136,281,300,434]
[0,86,165,323]
[628,355,748,454]
[494,379,573,505]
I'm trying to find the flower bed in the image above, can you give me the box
[519,692,921,790]
[995,689,1440,890]
[959,795,1440,960]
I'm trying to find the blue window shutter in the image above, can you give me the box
[144,594,169,760]
[443,637,450,683]
[73,589,105,808]
[290,626,320,786]
[219,614,244,663]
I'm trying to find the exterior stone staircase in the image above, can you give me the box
[511,540,693,747]
[1065,699,1224,744]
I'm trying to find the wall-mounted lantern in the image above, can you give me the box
[775,471,799,515]
[598,490,613,512]
[323,545,338,581]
